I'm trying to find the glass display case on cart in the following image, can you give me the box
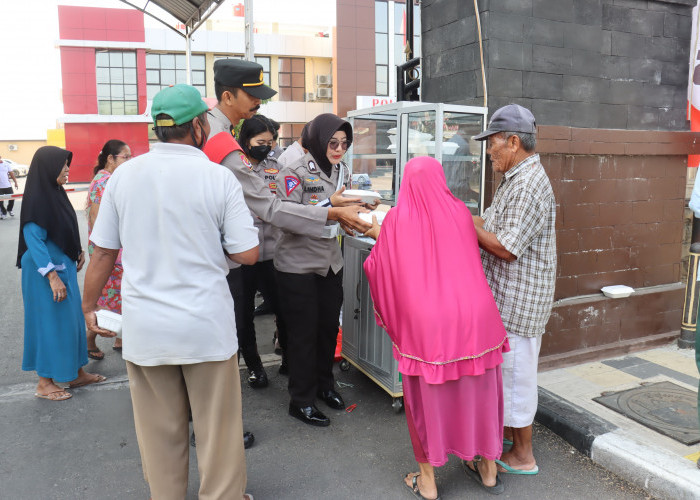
[340,102,487,411]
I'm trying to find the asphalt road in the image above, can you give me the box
[0,193,654,499]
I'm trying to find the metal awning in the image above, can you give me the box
[118,0,226,37]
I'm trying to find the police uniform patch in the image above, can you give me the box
[264,167,279,175]
[269,182,277,192]
[285,176,300,196]
[308,161,317,172]
[305,177,320,183]
[240,152,253,169]
[309,195,319,205]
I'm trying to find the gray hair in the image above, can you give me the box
[504,131,536,152]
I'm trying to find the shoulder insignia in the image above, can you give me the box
[308,161,317,172]
[240,153,253,169]
[285,176,300,196]
[268,150,275,157]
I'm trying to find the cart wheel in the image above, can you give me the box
[392,397,404,413]
[339,360,350,372]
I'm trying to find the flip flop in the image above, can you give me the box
[112,345,122,351]
[69,374,107,389]
[462,460,504,495]
[35,390,72,401]
[87,348,104,360]
[495,458,539,475]
[404,473,441,500]
[503,438,513,446]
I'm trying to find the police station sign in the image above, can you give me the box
[356,96,396,109]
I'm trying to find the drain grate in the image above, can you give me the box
[593,381,699,445]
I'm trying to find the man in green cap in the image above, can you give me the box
[83,84,258,500]
[203,59,370,390]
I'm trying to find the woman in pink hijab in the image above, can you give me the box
[363,156,509,498]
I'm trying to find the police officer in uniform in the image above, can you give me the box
[201,61,369,431]
[234,114,290,383]
[275,113,364,427]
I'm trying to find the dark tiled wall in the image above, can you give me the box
[421,0,693,130]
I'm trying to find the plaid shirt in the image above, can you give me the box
[481,154,556,337]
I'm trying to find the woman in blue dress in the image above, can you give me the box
[17,146,107,401]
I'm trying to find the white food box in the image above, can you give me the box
[600,285,635,299]
[95,309,123,337]
[358,211,387,225]
[342,189,381,204]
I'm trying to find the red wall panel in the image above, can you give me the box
[60,47,97,114]
[65,123,150,183]
[58,6,144,42]
[137,49,148,113]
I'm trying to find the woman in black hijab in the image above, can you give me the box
[18,146,106,401]
[274,113,366,426]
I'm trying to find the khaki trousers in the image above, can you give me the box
[126,356,246,500]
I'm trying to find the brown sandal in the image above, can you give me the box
[87,348,104,360]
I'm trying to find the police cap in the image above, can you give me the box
[214,59,277,100]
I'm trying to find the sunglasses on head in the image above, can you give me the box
[328,139,351,151]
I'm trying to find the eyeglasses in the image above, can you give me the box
[328,139,351,151]
[114,154,132,160]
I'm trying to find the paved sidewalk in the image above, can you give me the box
[537,342,700,500]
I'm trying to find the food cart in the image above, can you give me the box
[340,101,488,411]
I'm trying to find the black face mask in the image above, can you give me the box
[248,145,271,161]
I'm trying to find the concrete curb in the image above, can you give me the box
[536,387,700,500]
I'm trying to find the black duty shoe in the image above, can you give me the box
[288,403,330,427]
[248,368,269,389]
[243,431,255,449]
[254,301,273,316]
[317,389,345,410]
[278,358,289,376]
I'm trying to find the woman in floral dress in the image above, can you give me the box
[85,139,131,359]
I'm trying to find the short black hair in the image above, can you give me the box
[269,118,280,141]
[153,111,208,143]
[238,114,276,156]
[214,82,240,102]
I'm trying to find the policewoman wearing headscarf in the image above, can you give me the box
[17,146,107,402]
[363,156,510,498]
[275,113,362,426]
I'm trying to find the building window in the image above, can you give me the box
[278,57,305,102]
[256,56,271,87]
[375,1,389,96]
[96,50,138,115]
[279,123,306,149]
[146,53,206,100]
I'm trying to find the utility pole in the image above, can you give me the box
[244,0,254,61]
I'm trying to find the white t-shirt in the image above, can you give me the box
[90,143,259,366]
[0,162,11,189]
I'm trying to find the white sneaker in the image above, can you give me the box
[0,214,6,220]
[8,211,14,216]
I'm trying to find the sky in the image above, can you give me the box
[0,0,335,141]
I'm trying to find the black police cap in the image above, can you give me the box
[214,59,277,100]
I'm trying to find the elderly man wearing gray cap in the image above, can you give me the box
[472,104,556,478]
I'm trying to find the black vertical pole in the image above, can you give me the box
[680,216,700,348]
[405,0,414,60]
